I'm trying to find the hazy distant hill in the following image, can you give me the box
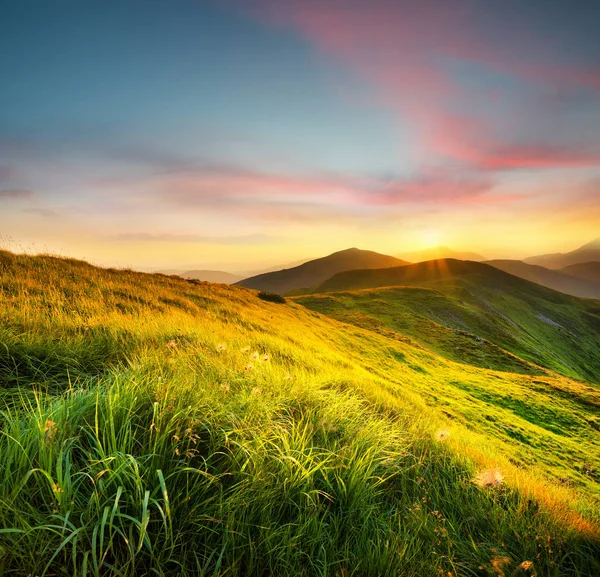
[158,270,243,284]
[525,238,600,269]
[560,261,600,285]
[240,258,313,278]
[235,248,409,294]
[298,258,600,383]
[485,259,600,299]
[397,245,485,262]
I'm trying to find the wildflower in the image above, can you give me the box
[251,386,262,396]
[261,354,270,363]
[166,339,177,350]
[250,351,259,360]
[516,560,535,574]
[216,343,227,352]
[435,429,450,442]
[283,375,293,381]
[44,420,57,443]
[172,434,180,441]
[244,364,254,371]
[474,468,503,488]
[220,383,231,393]
[52,482,62,496]
[241,346,250,353]
[489,555,511,577]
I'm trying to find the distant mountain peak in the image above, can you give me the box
[236,248,408,294]
[397,246,486,262]
[525,237,600,269]
[581,237,600,250]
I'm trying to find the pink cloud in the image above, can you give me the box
[244,0,600,171]
[142,164,519,219]
[476,146,600,170]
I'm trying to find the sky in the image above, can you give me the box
[1,0,599,271]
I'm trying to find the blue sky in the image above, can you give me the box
[1,0,599,270]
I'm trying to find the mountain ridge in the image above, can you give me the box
[485,259,600,299]
[235,247,409,294]
[525,238,600,269]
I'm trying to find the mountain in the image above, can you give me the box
[313,258,501,293]
[561,261,600,285]
[156,269,243,284]
[397,245,485,262]
[235,247,409,294]
[485,259,600,299]
[301,258,600,382]
[524,237,600,269]
[240,257,313,277]
[1,249,599,574]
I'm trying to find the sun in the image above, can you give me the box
[421,228,442,248]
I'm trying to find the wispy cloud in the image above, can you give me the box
[22,207,60,218]
[0,189,34,200]
[116,232,280,245]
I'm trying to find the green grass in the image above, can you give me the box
[303,259,600,383]
[0,250,599,576]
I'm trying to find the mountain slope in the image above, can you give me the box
[561,261,600,285]
[0,250,599,575]
[486,259,600,299]
[525,238,600,269]
[235,247,409,294]
[306,259,600,382]
[398,245,485,262]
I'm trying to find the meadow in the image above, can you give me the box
[0,250,599,576]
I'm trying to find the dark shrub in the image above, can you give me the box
[257,291,286,304]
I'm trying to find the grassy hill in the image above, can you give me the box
[485,259,600,299]
[561,262,600,285]
[304,259,600,383]
[0,250,599,576]
[235,248,408,294]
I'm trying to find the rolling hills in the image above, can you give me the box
[0,250,599,576]
[525,238,600,269]
[561,261,600,285]
[235,247,409,294]
[301,259,600,383]
[485,259,600,299]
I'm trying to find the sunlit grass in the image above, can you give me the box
[0,250,599,575]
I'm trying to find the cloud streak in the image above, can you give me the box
[0,189,34,200]
[245,0,600,171]
[116,232,279,245]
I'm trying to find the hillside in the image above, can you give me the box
[486,259,600,299]
[235,247,408,294]
[0,250,599,576]
[525,238,600,269]
[306,259,600,383]
[561,262,600,285]
[398,245,485,262]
